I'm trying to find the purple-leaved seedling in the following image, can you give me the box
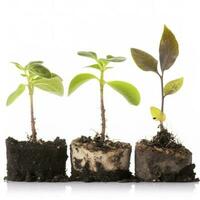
[131,26,183,131]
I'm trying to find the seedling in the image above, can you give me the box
[68,51,140,141]
[131,26,183,131]
[7,61,64,142]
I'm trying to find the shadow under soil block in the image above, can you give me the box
[135,129,198,182]
[6,137,68,182]
[70,136,134,182]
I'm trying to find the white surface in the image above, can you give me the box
[0,182,199,200]
[0,0,200,199]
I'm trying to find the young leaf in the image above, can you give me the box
[105,55,126,62]
[11,62,24,70]
[28,64,51,78]
[164,77,184,96]
[159,25,179,71]
[77,51,97,60]
[68,73,98,95]
[150,106,166,122]
[98,58,109,67]
[51,73,63,81]
[28,61,43,65]
[130,48,158,73]
[33,76,64,96]
[6,84,26,106]
[107,81,140,105]
[86,64,101,70]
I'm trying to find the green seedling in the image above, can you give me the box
[7,61,64,142]
[68,51,141,141]
[131,26,183,131]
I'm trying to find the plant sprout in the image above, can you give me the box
[68,51,140,141]
[131,25,183,131]
[7,61,64,142]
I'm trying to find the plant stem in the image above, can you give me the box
[100,70,106,141]
[28,84,37,142]
[159,72,165,131]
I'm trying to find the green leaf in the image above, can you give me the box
[105,55,126,62]
[28,64,51,78]
[6,84,26,106]
[86,64,101,70]
[33,77,64,96]
[164,77,184,96]
[98,58,109,67]
[150,106,166,122]
[68,73,98,95]
[51,73,63,81]
[130,48,158,73]
[11,62,24,70]
[77,51,97,60]
[28,61,43,65]
[159,25,179,71]
[107,81,140,105]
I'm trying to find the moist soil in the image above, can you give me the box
[70,135,136,182]
[136,129,199,182]
[6,137,68,182]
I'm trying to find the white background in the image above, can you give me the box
[0,0,200,199]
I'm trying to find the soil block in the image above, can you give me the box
[70,136,133,182]
[135,129,198,182]
[6,137,68,182]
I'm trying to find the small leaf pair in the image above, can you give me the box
[69,51,140,106]
[68,73,140,106]
[131,25,179,73]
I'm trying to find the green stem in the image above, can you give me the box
[100,70,106,141]
[28,83,37,142]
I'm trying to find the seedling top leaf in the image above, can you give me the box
[68,51,141,141]
[7,61,64,142]
[131,25,183,130]
[159,25,179,71]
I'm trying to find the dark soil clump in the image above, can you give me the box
[140,129,191,155]
[143,129,183,149]
[6,137,68,182]
[70,166,134,182]
[159,164,199,182]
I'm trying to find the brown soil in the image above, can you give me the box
[137,129,199,182]
[6,137,68,182]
